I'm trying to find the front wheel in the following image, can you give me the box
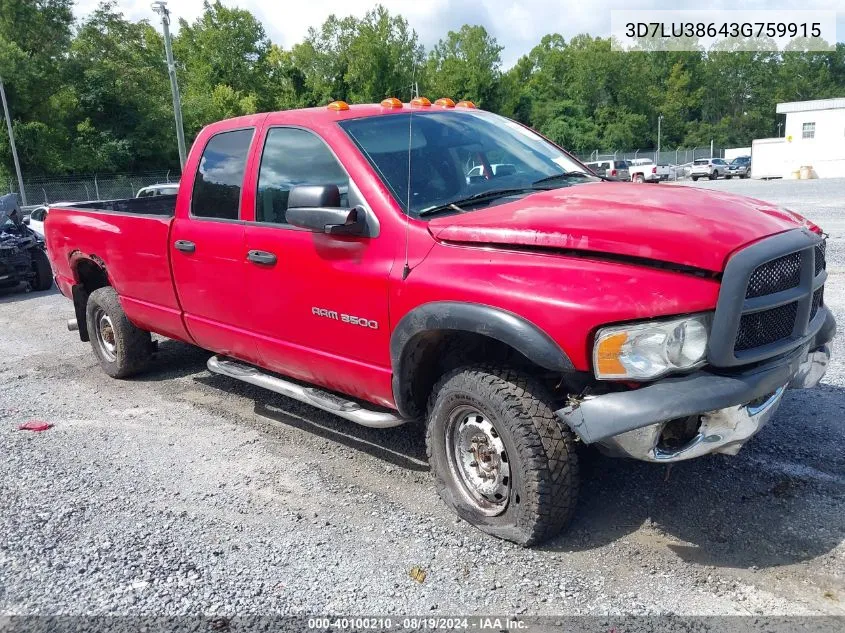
[85,286,152,378]
[692,176,699,181]
[709,171,718,180]
[426,366,579,546]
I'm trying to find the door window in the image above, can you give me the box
[191,128,254,220]
[256,128,349,225]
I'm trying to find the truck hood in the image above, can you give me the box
[427,183,808,272]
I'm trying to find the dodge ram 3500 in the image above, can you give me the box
[46,99,835,545]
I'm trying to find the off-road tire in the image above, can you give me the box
[31,249,53,291]
[85,286,152,378]
[426,366,579,546]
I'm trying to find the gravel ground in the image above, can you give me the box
[1,178,844,620]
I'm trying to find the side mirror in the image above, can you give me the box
[286,184,367,236]
[22,215,30,225]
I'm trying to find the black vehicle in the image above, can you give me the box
[0,194,53,292]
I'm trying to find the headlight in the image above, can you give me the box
[593,314,711,380]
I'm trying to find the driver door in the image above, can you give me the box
[243,126,394,405]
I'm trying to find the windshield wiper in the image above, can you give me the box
[532,170,609,186]
[418,188,537,217]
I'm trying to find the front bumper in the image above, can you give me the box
[557,309,835,463]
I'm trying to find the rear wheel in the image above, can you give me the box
[632,174,645,184]
[709,170,718,180]
[31,249,53,291]
[725,174,732,179]
[85,286,152,378]
[426,366,579,546]
[691,176,699,181]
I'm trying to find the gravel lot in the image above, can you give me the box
[1,178,844,620]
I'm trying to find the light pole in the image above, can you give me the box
[152,1,187,169]
[0,76,26,205]
[656,114,663,160]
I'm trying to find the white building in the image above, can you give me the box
[751,98,845,179]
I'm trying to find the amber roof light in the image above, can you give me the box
[410,97,431,107]
[327,100,350,111]
[434,98,455,107]
[380,97,403,108]
[455,100,477,109]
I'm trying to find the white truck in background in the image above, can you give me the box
[628,158,671,183]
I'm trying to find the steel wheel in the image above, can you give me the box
[93,307,117,362]
[445,405,511,516]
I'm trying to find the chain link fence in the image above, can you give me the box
[3,171,181,209]
[575,147,727,179]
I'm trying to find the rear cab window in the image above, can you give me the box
[191,128,254,220]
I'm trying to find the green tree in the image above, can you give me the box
[426,25,503,107]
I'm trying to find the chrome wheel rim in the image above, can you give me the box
[446,406,510,516]
[94,308,117,362]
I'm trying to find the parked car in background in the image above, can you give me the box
[627,159,671,183]
[25,205,49,237]
[726,156,751,179]
[585,159,631,181]
[0,194,53,292]
[136,183,179,198]
[690,158,728,181]
[465,163,518,183]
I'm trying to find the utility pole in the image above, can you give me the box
[656,114,663,159]
[152,1,187,169]
[0,76,26,205]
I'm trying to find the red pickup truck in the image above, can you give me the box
[46,99,834,545]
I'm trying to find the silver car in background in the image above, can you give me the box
[690,158,728,181]
[585,159,630,181]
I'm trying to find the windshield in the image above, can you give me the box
[339,110,587,217]
[731,157,749,165]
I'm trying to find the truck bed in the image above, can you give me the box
[45,200,190,343]
[68,195,177,217]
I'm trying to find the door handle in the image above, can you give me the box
[174,240,196,253]
[247,250,277,266]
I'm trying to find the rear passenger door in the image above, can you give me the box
[242,126,394,404]
[171,127,262,364]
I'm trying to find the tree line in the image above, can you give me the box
[2,0,844,179]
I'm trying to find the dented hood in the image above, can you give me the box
[426,183,808,272]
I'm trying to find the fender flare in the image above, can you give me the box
[390,301,573,416]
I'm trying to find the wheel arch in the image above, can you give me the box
[390,302,573,418]
[68,252,111,342]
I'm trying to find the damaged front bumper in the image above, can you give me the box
[558,312,834,463]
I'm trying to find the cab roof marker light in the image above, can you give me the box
[380,97,403,108]
[327,100,350,111]
[434,98,455,107]
[410,97,431,107]
[456,100,477,109]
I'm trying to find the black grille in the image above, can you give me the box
[735,302,798,352]
[815,241,826,276]
[811,287,824,320]
[745,252,802,298]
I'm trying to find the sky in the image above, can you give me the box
[74,0,845,68]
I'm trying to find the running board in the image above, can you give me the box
[206,355,408,429]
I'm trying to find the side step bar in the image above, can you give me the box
[206,355,408,429]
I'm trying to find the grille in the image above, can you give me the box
[745,252,802,298]
[815,241,826,276]
[735,302,798,352]
[811,287,824,320]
